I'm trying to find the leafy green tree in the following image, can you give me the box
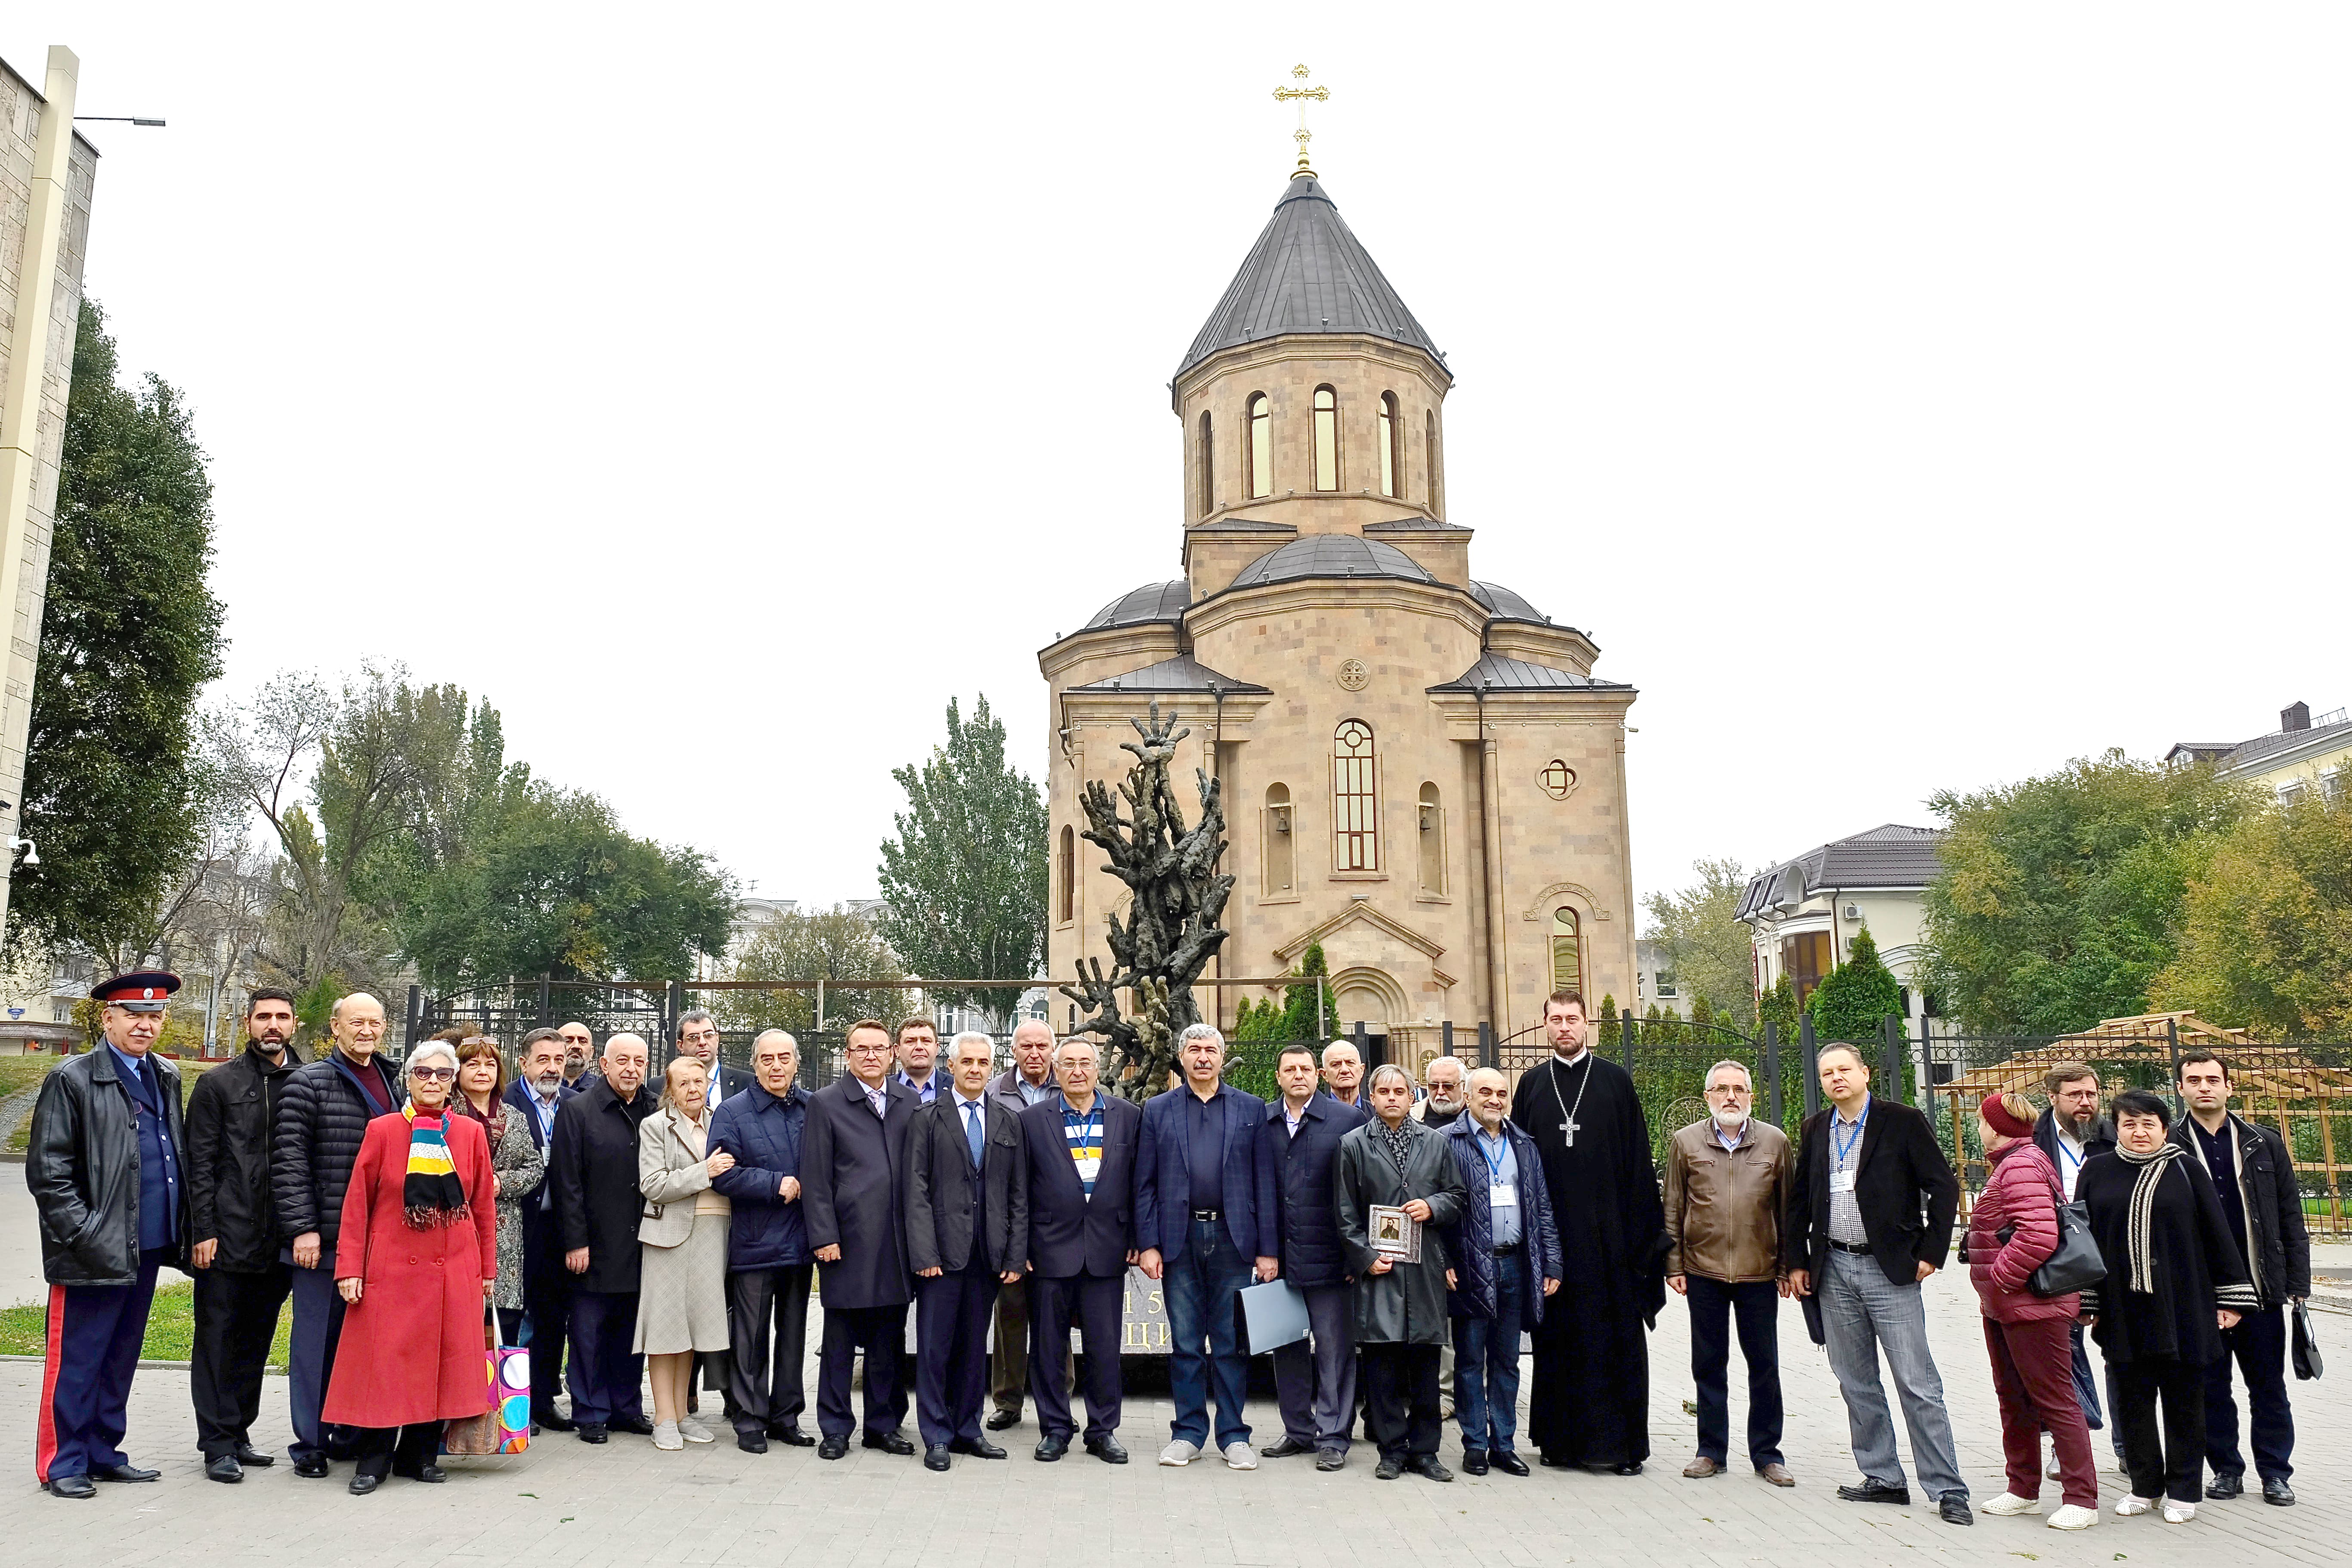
[1921,750,2259,1034]
[1641,858,1756,1028]
[2152,790,2352,1039]
[717,905,909,1036]
[1807,925,1904,1045]
[1232,941,1340,1042]
[876,696,1047,1027]
[10,300,226,961]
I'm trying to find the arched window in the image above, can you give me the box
[1424,408,1442,513]
[1552,908,1585,995]
[1378,392,1400,498]
[1196,410,1214,517]
[1332,719,1378,870]
[1057,826,1076,924]
[1262,783,1294,895]
[1416,782,1444,894]
[1312,385,1339,491]
[1246,393,1272,499]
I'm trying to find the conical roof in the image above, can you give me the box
[1177,176,1444,379]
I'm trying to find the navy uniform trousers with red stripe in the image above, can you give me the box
[36,1252,168,1484]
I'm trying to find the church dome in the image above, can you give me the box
[1469,580,1548,623]
[1228,535,1436,590]
[1177,176,1445,380]
[1081,579,1190,631]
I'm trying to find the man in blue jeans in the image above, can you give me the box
[1441,1068,1561,1475]
[1137,1024,1277,1471]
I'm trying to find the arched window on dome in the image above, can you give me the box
[1416,782,1445,895]
[1552,907,1585,996]
[1246,393,1272,500]
[1313,386,1340,491]
[1262,783,1294,896]
[1057,826,1076,925]
[1196,411,1215,517]
[1378,393,1400,498]
[1425,408,1442,513]
[1332,719,1378,871]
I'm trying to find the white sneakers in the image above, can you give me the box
[2114,1495,2154,1516]
[2047,1504,2097,1531]
[1981,1492,2045,1516]
[1156,1438,1259,1470]
[652,1421,685,1452]
[1224,1442,1258,1471]
[678,1417,716,1445]
[1159,1440,1200,1467]
[2161,1500,2197,1525]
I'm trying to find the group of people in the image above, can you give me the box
[22,974,2313,1531]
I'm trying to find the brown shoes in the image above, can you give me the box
[1758,1463,1796,1487]
[1683,1456,1722,1478]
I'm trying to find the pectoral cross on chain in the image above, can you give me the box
[1560,1117,1580,1147]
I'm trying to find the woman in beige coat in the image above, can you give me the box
[634,1057,734,1451]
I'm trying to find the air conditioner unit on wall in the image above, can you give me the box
[1842,903,1861,922]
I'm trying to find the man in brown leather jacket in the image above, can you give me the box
[1663,1060,1793,1486]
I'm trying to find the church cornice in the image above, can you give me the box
[1172,332,1452,414]
[1272,901,1447,967]
[1185,575,1487,643]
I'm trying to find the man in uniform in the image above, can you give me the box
[28,971,191,1498]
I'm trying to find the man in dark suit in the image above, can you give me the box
[677,1009,755,1112]
[504,1027,578,1431]
[905,1032,1027,1470]
[1261,1042,1365,1470]
[1785,1042,1968,1526]
[802,1017,919,1460]
[1019,1036,1140,1464]
[1137,1023,1279,1471]
[983,1018,1062,1430]
[550,1032,657,1442]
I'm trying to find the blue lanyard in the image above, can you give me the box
[1833,1099,1870,1165]
[1063,1100,1102,1151]
[2054,1136,2083,1172]
[1477,1130,1511,1182]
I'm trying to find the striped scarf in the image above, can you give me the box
[2113,1141,2185,1294]
[401,1103,470,1231]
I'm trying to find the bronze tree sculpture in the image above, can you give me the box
[1060,703,1231,1102]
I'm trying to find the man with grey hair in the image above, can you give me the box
[985,1018,1062,1430]
[1665,1059,1794,1484]
[551,1031,657,1441]
[1321,1040,1366,1110]
[1138,1023,1277,1469]
[711,1029,815,1450]
[1411,1055,1468,1127]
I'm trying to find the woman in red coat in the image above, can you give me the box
[323,1039,498,1494]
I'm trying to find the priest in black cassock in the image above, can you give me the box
[1509,990,1667,1473]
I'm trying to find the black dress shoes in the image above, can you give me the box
[1034,1435,1068,1462]
[577,1425,609,1445]
[89,1463,159,1483]
[348,1472,383,1496]
[1315,1448,1346,1472]
[609,1415,656,1436]
[986,1409,1021,1432]
[1409,1455,1454,1483]
[736,1429,768,1454]
[1085,1435,1128,1464]
[1610,1462,1643,1477]
[294,1453,333,1478]
[232,1445,274,1468]
[949,1438,1006,1460]
[1261,1437,1314,1459]
[862,1429,915,1456]
[1491,1450,1530,1477]
[2265,1478,2297,1506]
[394,1464,446,1484]
[769,1424,815,1447]
[1938,1496,1974,1526]
[2208,1471,2244,1500]
[1375,1456,1405,1480]
[46,1474,95,1499]
[818,1435,850,1460]
[1460,1448,1490,1475]
[1838,1481,1911,1506]
[205,1454,244,1484]
[924,1444,952,1472]
[534,1410,577,1433]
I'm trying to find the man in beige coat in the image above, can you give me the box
[1664,1060,1794,1486]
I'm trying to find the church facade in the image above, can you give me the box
[1041,168,1638,1070]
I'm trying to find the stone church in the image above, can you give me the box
[1041,165,1638,1069]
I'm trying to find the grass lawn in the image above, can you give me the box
[2,1052,214,1152]
[0,1280,294,1369]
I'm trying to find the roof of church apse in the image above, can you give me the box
[1176,176,1447,382]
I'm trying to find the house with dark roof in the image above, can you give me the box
[2165,700,2350,806]
[1040,159,1638,1061]
[1734,826,1944,1011]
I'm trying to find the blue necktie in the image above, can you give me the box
[964,1101,985,1168]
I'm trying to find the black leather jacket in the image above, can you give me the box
[26,1048,192,1287]
[186,1039,306,1271]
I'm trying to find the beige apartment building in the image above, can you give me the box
[1041,167,1639,1070]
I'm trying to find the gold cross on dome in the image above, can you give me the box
[1273,63,1329,179]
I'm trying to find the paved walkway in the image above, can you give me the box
[0,1259,2340,1568]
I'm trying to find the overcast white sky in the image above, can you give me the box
[9,4,2348,916]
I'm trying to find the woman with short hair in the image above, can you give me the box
[2077,1089,2257,1525]
[321,1039,498,1494]
[635,1056,735,1451]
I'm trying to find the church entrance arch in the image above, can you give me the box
[1329,965,1407,1062]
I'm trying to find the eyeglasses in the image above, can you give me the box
[1706,1085,1751,1097]
[409,1067,456,1083]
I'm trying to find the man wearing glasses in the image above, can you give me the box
[1664,1060,1795,1486]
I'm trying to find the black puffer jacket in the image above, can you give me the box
[272,1051,402,1248]
[187,1040,306,1271]
[26,1048,191,1287]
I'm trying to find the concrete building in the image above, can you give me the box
[1042,164,1640,1072]
[1735,825,1942,1015]
[2167,699,2349,806]
[1632,937,1691,1020]
[0,48,96,941]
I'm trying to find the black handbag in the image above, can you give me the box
[2292,1300,2323,1380]
[1997,1168,2106,1299]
